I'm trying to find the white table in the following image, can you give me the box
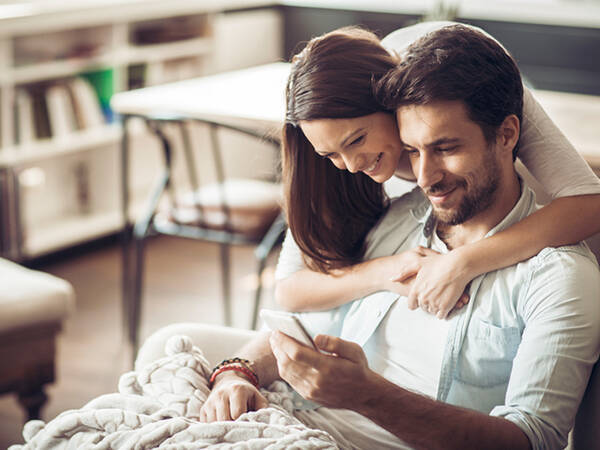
[112,61,600,171]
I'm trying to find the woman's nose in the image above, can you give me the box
[342,153,367,174]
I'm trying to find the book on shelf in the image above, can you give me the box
[81,69,114,123]
[30,87,52,140]
[69,77,105,129]
[14,88,36,145]
[46,84,78,138]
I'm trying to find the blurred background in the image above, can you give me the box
[0,0,599,446]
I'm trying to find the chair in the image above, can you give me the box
[123,116,286,354]
[569,231,600,450]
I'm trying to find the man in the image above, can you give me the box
[200,25,600,450]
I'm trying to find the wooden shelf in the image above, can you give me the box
[4,54,116,85]
[23,209,124,257]
[22,197,147,257]
[0,124,121,167]
[0,4,283,260]
[123,36,214,65]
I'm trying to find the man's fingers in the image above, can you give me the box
[253,392,269,411]
[215,400,232,421]
[270,331,318,365]
[314,334,366,364]
[200,403,216,423]
[229,393,247,420]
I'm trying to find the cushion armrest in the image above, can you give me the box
[135,323,260,370]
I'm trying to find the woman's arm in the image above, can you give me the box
[410,194,600,318]
[275,249,429,312]
[407,87,600,318]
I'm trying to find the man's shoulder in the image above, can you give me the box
[528,243,599,274]
[516,243,600,307]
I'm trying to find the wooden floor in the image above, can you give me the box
[0,236,279,447]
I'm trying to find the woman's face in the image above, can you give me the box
[299,112,403,183]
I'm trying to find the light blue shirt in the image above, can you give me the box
[282,184,600,450]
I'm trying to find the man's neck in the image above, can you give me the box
[437,173,521,250]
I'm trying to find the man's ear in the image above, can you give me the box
[496,114,520,155]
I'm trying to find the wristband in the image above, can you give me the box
[209,364,259,388]
[212,357,254,374]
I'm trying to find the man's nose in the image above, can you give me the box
[416,153,443,190]
[342,152,367,174]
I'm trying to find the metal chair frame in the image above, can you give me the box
[122,115,286,355]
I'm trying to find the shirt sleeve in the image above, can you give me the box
[490,246,600,450]
[518,87,600,198]
[274,229,307,281]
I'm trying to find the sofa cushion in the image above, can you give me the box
[0,258,74,332]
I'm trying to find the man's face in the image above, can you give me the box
[396,100,501,226]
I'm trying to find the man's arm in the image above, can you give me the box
[270,332,531,450]
[199,332,279,422]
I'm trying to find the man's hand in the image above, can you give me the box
[269,331,373,409]
[199,371,268,422]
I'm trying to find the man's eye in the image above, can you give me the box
[349,135,365,146]
[437,146,458,153]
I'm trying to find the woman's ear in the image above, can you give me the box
[497,114,520,155]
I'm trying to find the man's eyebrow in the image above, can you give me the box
[340,128,366,147]
[425,137,461,148]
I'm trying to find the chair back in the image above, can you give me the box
[571,232,600,450]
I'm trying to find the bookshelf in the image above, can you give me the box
[0,1,282,260]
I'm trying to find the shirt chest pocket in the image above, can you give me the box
[455,319,521,388]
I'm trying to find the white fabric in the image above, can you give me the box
[0,258,74,332]
[368,231,453,399]
[10,335,339,450]
[382,22,600,199]
[295,408,410,450]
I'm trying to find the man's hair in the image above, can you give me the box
[375,24,523,160]
[282,27,395,273]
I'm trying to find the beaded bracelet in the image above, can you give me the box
[209,364,259,388]
[212,357,254,374]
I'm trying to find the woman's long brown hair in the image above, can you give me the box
[283,27,397,273]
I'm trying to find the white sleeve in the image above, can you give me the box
[518,87,600,198]
[274,229,307,281]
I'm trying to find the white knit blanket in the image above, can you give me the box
[9,335,339,449]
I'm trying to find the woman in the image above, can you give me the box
[275,22,600,319]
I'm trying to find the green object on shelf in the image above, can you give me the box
[81,68,115,122]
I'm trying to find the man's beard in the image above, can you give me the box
[427,155,501,226]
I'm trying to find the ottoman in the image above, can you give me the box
[0,258,74,420]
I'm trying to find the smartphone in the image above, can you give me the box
[260,309,318,350]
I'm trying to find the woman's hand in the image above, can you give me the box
[393,248,471,319]
[377,247,439,295]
